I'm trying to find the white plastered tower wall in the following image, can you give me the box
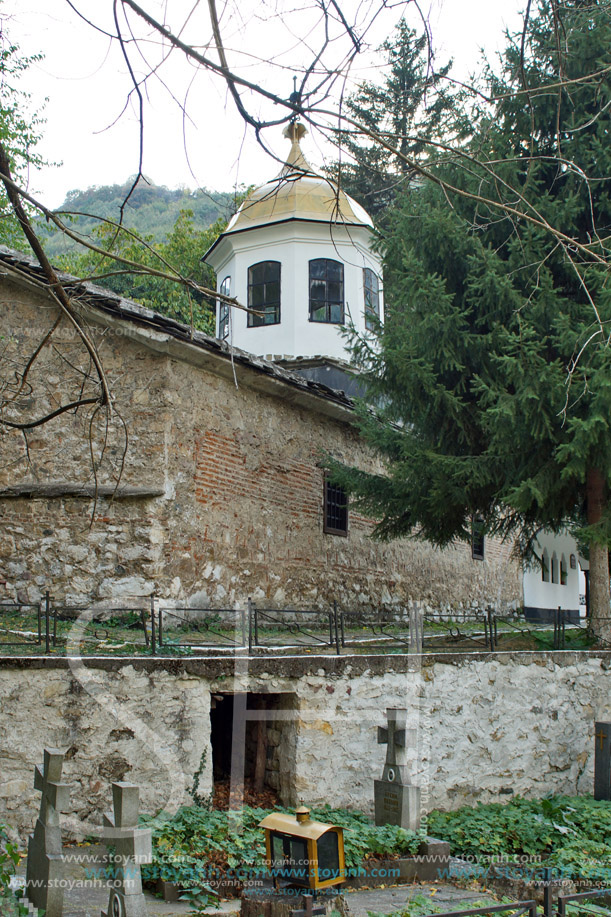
[203,121,384,360]
[208,221,383,360]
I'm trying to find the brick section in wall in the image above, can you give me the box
[194,430,322,520]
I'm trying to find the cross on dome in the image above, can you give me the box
[280,120,313,177]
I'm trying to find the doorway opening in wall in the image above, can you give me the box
[209,691,298,808]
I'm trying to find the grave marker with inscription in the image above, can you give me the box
[374,708,421,831]
[594,721,611,800]
[26,748,70,917]
[101,783,152,917]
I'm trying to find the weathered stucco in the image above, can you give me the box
[0,274,521,612]
[0,652,609,838]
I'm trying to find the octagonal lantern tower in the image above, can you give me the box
[203,121,383,371]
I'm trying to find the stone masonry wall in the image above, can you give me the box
[1,652,609,839]
[0,279,522,612]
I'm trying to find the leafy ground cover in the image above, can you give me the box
[0,822,26,914]
[427,795,611,880]
[143,796,611,899]
[141,804,420,890]
[371,893,506,917]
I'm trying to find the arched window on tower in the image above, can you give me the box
[248,261,281,326]
[363,268,380,330]
[309,259,344,323]
[218,276,231,340]
[541,550,550,582]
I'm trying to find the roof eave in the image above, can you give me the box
[202,215,372,264]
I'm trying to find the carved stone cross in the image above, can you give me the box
[374,709,421,831]
[378,708,406,766]
[377,708,417,783]
[26,749,70,917]
[102,783,152,917]
[34,749,70,828]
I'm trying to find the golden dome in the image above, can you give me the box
[225,121,373,233]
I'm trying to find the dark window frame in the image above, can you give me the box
[218,275,231,340]
[247,260,281,327]
[363,267,380,330]
[471,516,485,560]
[324,477,348,537]
[541,550,550,582]
[560,554,568,586]
[309,258,344,324]
[551,553,559,584]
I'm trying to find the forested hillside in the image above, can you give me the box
[37,178,244,333]
[41,178,239,258]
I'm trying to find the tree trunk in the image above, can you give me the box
[586,467,611,641]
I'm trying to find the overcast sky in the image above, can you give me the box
[3,0,525,208]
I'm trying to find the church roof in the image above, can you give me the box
[222,121,373,236]
[0,246,357,422]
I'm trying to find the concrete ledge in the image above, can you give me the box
[345,838,451,888]
[0,650,609,677]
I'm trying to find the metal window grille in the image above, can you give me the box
[471,516,485,560]
[324,480,348,536]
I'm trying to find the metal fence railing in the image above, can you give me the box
[0,595,609,657]
[418,902,538,917]
[415,878,611,917]
[0,600,45,650]
[416,892,611,917]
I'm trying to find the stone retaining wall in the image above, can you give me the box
[1,651,609,840]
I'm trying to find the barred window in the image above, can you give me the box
[218,276,231,340]
[309,259,344,324]
[324,478,348,536]
[248,261,281,326]
[471,516,485,560]
[363,268,380,330]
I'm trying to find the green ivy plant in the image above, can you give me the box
[0,823,27,916]
[190,750,213,809]
[141,804,420,891]
[426,794,611,879]
[179,885,219,916]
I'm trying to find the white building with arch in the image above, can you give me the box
[523,530,586,622]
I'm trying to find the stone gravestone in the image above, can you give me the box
[594,721,611,800]
[374,708,421,831]
[102,783,152,917]
[26,748,70,917]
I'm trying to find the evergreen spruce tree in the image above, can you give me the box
[330,0,611,637]
[329,19,458,218]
